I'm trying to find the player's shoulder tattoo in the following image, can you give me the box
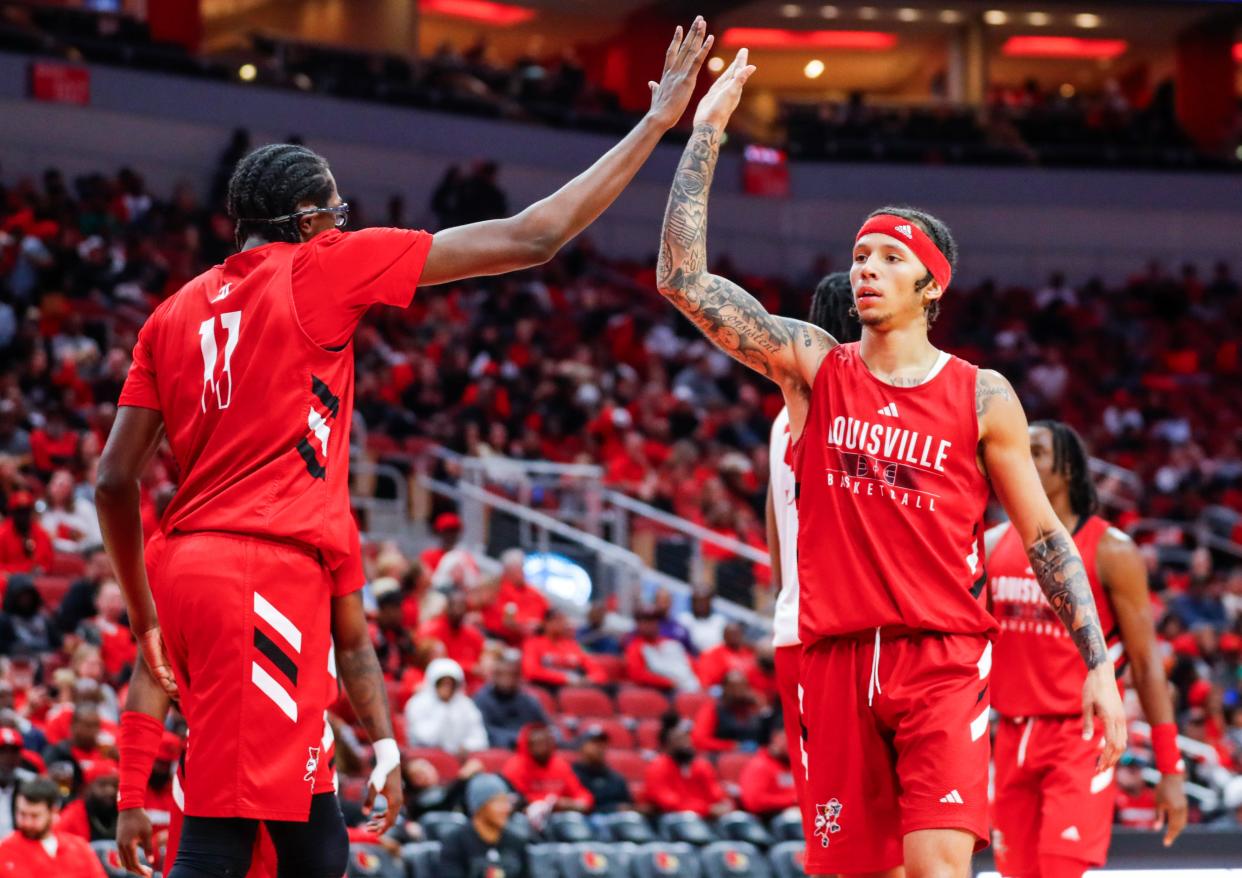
[975,368,1013,418]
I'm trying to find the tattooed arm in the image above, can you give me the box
[977,368,1126,767]
[656,52,833,416]
[332,590,402,829]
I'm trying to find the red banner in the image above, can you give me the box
[29,62,90,106]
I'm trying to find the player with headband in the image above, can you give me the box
[656,50,1125,877]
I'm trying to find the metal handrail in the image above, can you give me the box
[603,489,771,566]
[1127,518,1242,560]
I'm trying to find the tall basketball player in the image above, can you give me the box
[656,51,1125,878]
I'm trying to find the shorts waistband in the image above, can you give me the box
[165,529,324,565]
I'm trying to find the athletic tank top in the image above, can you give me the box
[990,515,1124,717]
[793,342,994,642]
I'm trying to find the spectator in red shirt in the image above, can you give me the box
[521,609,606,689]
[55,759,118,842]
[696,622,760,690]
[28,410,79,479]
[624,608,699,693]
[738,727,798,817]
[420,590,485,684]
[690,670,769,753]
[1114,757,1158,828]
[479,549,548,645]
[0,492,54,575]
[75,582,135,681]
[0,777,105,877]
[502,723,592,814]
[641,716,731,819]
[420,513,481,592]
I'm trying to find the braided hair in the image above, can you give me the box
[226,144,335,247]
[865,205,958,326]
[807,271,859,343]
[1033,419,1099,517]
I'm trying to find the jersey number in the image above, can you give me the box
[198,311,242,412]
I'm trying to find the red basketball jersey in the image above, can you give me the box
[793,343,993,642]
[989,515,1123,717]
[119,228,432,573]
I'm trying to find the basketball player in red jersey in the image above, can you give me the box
[988,420,1187,877]
[95,21,714,877]
[657,53,1126,877]
[767,272,856,839]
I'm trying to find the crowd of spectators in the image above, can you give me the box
[0,136,1240,874]
[2,2,1238,171]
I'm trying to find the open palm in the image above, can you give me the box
[694,48,757,129]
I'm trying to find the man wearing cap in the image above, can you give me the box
[0,777,105,876]
[440,773,527,878]
[655,53,1124,877]
[0,492,53,575]
[0,728,35,838]
[571,725,632,814]
[421,513,480,592]
[57,759,120,842]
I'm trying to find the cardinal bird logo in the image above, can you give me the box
[814,798,844,848]
[582,850,609,873]
[354,850,380,871]
[654,851,680,873]
[723,849,749,870]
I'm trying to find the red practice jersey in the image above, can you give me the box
[989,515,1123,717]
[119,228,431,572]
[793,343,992,642]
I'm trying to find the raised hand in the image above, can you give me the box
[694,47,757,130]
[647,17,715,130]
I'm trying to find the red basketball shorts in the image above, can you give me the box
[993,715,1116,874]
[152,533,337,821]
[774,644,811,837]
[799,631,993,874]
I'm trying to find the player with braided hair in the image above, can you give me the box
[98,20,715,877]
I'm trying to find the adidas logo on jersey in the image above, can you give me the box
[939,790,964,804]
[894,224,913,239]
[877,403,900,418]
[1060,825,1081,842]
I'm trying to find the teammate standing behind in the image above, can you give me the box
[766,271,857,838]
[988,421,1188,878]
[97,21,715,878]
[656,52,1125,878]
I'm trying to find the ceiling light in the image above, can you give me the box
[897,8,921,21]
[238,63,257,82]
[1074,13,1101,28]
[819,4,839,17]
[781,3,802,16]
[983,10,1008,25]
[1027,11,1050,26]
[804,58,826,78]
[939,9,962,23]
[858,6,878,19]
[1059,83,1076,98]
[707,56,725,73]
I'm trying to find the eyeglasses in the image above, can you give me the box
[244,203,350,229]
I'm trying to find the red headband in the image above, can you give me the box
[855,214,952,291]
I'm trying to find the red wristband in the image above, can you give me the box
[1151,722,1184,774]
[118,710,164,811]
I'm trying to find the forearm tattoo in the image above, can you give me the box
[1027,527,1109,669]
[336,644,395,742]
[656,123,802,378]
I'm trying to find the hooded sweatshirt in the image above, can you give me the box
[501,725,593,810]
[403,658,488,753]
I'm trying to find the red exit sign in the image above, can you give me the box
[29,62,90,106]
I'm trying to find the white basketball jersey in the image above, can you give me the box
[770,407,800,647]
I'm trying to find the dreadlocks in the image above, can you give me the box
[865,206,959,327]
[1033,419,1099,518]
[227,144,335,247]
[808,271,859,343]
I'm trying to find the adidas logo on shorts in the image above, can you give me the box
[939,790,964,804]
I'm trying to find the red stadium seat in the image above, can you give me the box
[716,751,750,785]
[673,691,713,719]
[385,678,408,712]
[557,686,614,719]
[403,748,460,782]
[475,748,513,775]
[592,654,624,682]
[49,553,86,576]
[33,576,71,608]
[634,718,662,751]
[531,686,557,716]
[604,749,647,785]
[616,686,669,720]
